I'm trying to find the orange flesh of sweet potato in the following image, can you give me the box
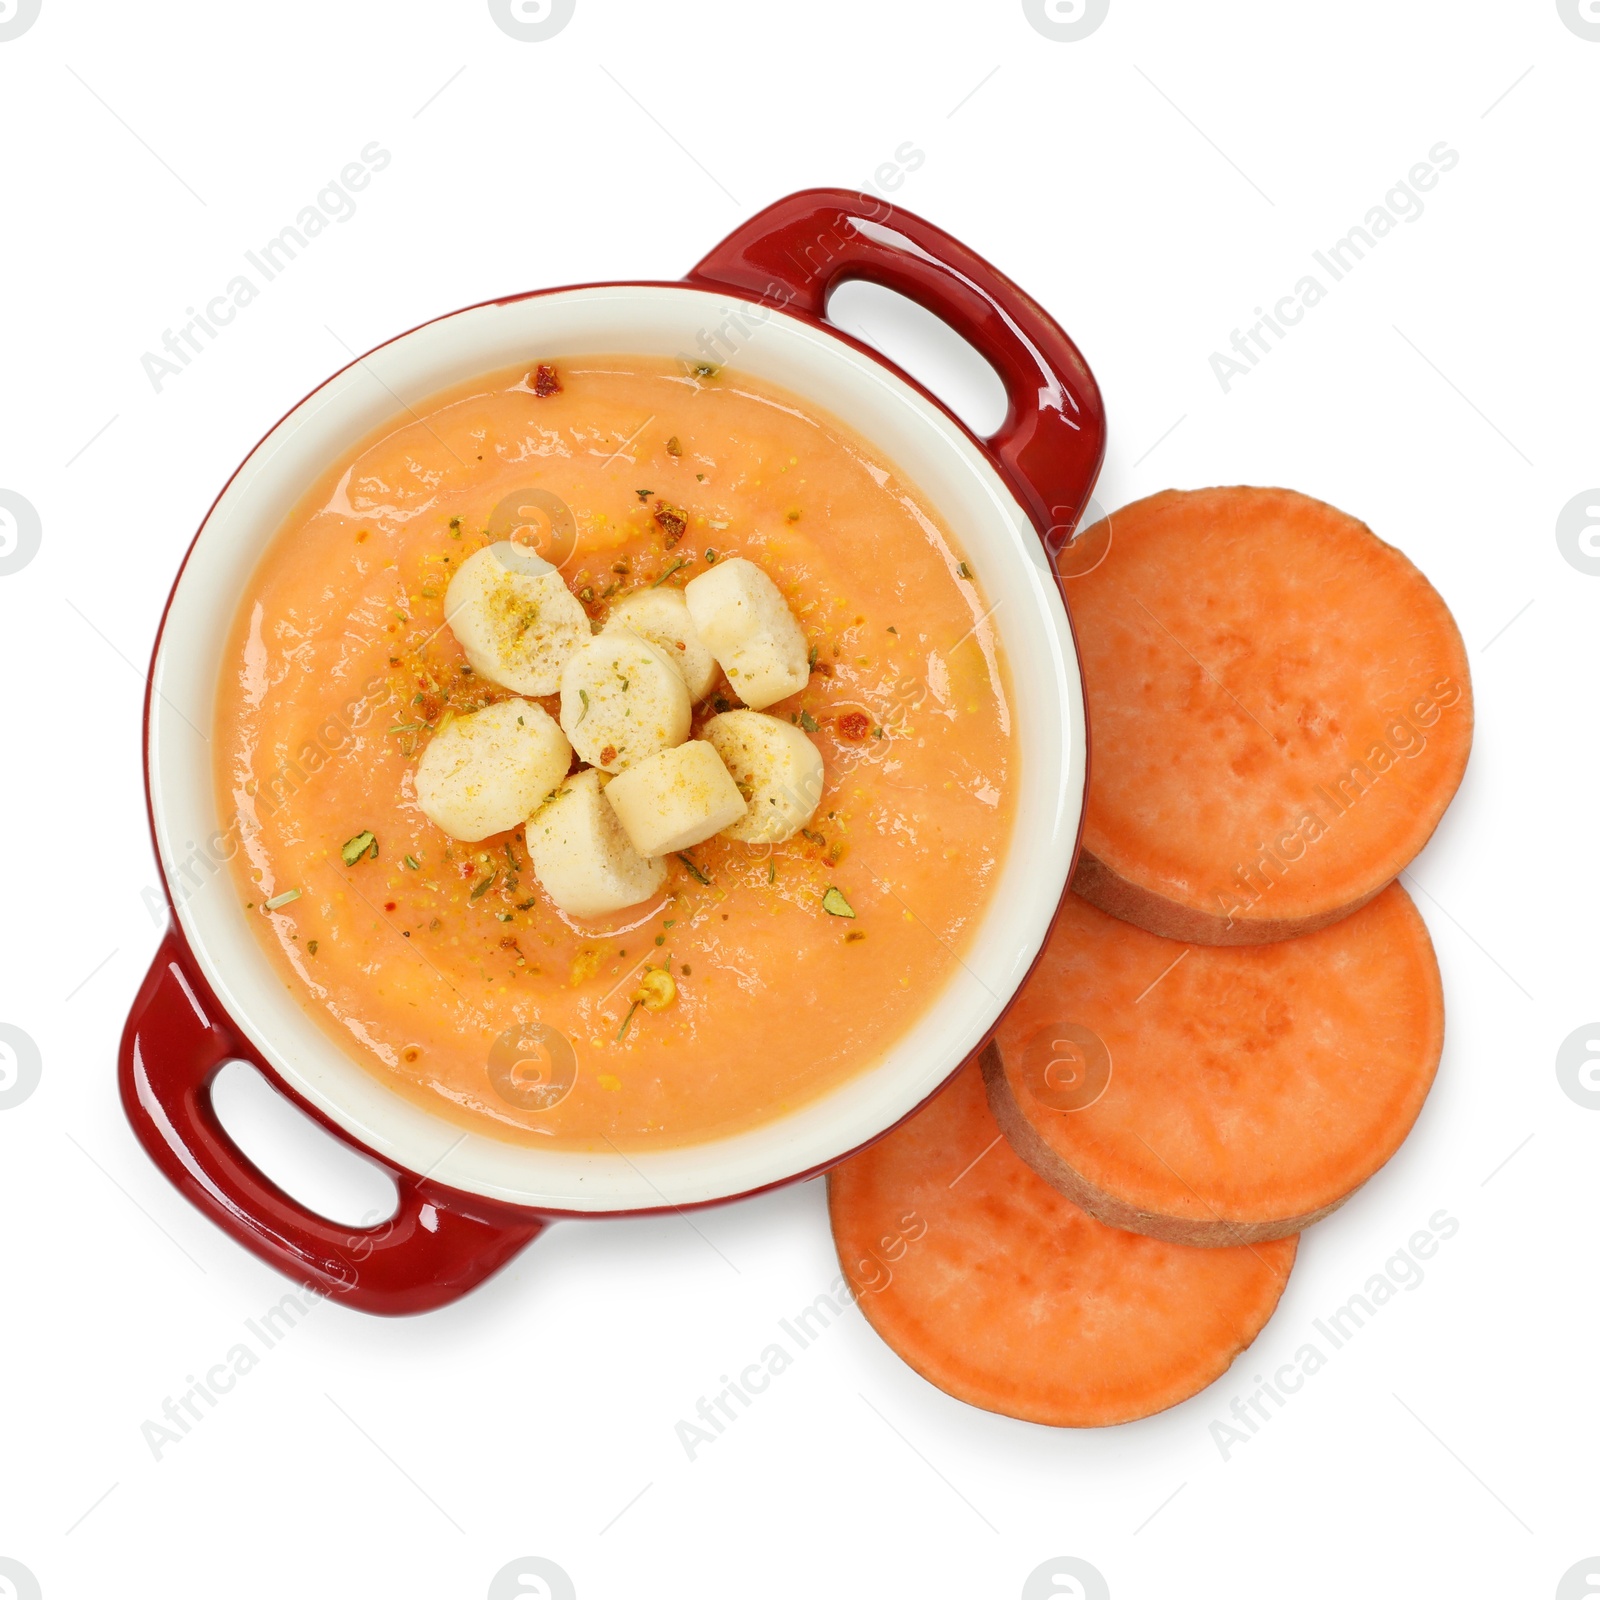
[827,1063,1297,1427]
[985,884,1443,1245]
[1064,487,1471,942]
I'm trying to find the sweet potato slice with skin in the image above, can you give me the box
[985,885,1443,1246]
[828,1063,1296,1428]
[1065,487,1471,944]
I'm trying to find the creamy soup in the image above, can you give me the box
[215,356,1015,1151]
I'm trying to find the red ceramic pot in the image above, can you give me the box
[120,189,1105,1314]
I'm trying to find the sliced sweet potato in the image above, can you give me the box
[828,1063,1296,1427]
[1065,487,1471,943]
[985,884,1443,1246]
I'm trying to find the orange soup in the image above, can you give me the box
[215,356,1015,1151]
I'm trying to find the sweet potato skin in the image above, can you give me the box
[1072,849,1387,945]
[981,1045,1347,1245]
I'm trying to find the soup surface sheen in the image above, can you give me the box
[215,356,1016,1151]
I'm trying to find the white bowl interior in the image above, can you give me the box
[149,284,1086,1212]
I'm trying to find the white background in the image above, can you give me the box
[1,2,1595,1596]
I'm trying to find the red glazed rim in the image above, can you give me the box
[121,188,1105,1312]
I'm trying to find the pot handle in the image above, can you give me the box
[687,187,1106,554]
[119,929,544,1315]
